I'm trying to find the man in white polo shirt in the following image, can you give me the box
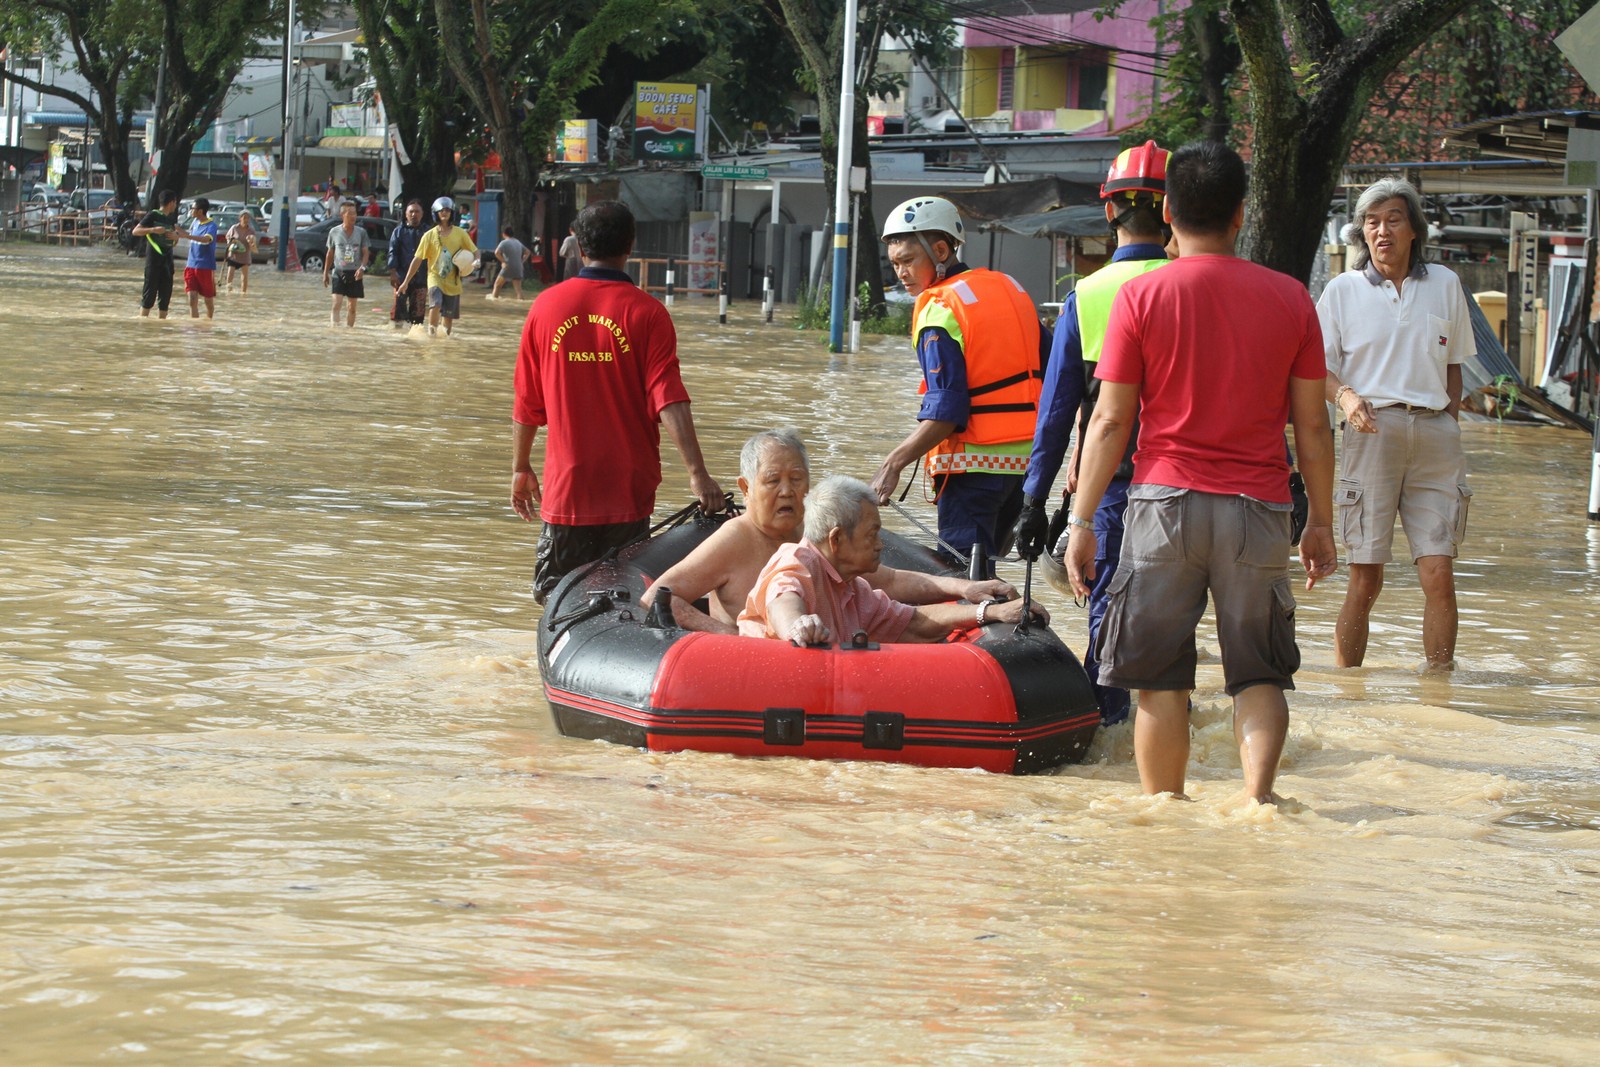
[1318,176,1475,670]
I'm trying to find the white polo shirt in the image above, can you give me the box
[1316,261,1475,410]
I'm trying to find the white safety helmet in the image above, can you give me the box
[882,196,964,281]
[431,196,454,216]
[882,196,964,246]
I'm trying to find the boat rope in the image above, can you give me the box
[648,493,740,537]
[886,499,970,568]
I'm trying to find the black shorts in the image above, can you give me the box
[533,519,650,604]
[331,269,364,298]
[142,255,174,311]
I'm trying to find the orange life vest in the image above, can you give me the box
[912,269,1043,476]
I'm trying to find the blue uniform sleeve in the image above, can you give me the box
[914,326,970,428]
[1022,292,1085,501]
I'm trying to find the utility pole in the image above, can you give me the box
[827,0,859,353]
[276,0,297,270]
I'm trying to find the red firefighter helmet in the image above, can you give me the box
[1101,140,1170,200]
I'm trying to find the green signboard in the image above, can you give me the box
[702,164,769,181]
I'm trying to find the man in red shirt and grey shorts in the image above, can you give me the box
[510,200,724,603]
[1064,141,1338,805]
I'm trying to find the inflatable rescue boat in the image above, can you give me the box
[536,514,1101,774]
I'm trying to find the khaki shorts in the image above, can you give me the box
[1095,485,1300,696]
[1336,406,1469,565]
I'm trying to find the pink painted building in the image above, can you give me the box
[959,2,1175,135]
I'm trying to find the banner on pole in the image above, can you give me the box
[387,127,411,167]
[688,211,718,294]
[248,152,274,188]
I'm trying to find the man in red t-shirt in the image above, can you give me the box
[1064,141,1337,805]
[510,200,723,603]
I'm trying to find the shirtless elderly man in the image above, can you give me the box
[643,429,1014,634]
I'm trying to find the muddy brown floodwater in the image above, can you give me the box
[3,243,1599,1064]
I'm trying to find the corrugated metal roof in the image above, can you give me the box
[1441,110,1600,163]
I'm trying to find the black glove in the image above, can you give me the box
[1289,471,1308,547]
[1014,502,1048,561]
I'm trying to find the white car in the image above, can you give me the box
[260,196,326,233]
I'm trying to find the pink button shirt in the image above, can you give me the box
[738,538,914,643]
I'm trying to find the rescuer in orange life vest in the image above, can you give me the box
[868,197,1049,574]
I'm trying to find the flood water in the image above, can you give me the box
[3,242,1599,1065]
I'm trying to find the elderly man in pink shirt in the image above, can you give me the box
[738,475,1045,646]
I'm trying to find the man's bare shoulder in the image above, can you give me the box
[653,515,762,584]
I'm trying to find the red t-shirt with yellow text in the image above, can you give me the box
[514,269,691,524]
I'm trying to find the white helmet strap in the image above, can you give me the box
[917,233,950,280]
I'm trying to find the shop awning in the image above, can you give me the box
[26,110,149,129]
[318,135,385,150]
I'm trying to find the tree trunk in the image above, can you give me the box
[495,139,539,246]
[394,142,458,213]
[152,132,197,200]
[1228,0,1474,284]
[1191,5,1239,145]
[103,123,141,205]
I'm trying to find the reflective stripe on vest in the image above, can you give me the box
[926,439,1032,476]
[911,269,1042,481]
[1073,257,1169,363]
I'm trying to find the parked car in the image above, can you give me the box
[23,191,69,220]
[14,191,69,231]
[291,215,400,274]
[68,188,119,212]
[261,196,326,233]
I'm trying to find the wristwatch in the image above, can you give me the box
[1067,514,1093,531]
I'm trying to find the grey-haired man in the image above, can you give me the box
[1318,177,1475,669]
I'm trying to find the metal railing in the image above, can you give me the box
[2,206,122,245]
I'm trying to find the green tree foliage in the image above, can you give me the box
[351,0,470,208]
[1227,0,1487,282]
[432,0,684,243]
[1351,0,1600,162]
[1120,0,1593,283]
[1127,1,1598,234]
[1123,0,1240,148]
[0,0,157,204]
[770,0,954,319]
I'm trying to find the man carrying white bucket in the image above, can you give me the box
[398,197,479,337]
